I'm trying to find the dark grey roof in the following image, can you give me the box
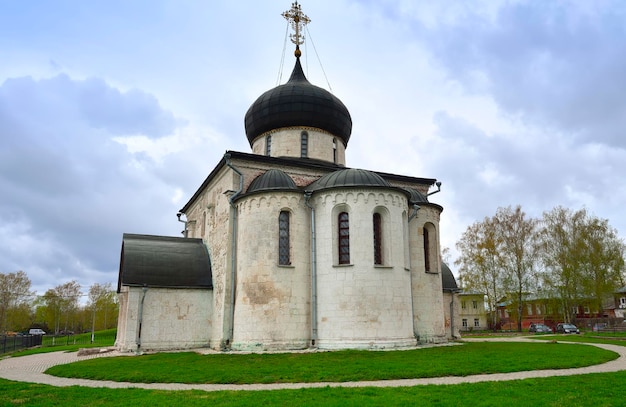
[180,151,437,214]
[441,262,459,292]
[118,234,212,291]
[247,169,297,193]
[307,168,391,191]
[244,57,352,147]
[405,188,429,204]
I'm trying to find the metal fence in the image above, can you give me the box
[41,333,116,348]
[0,335,43,354]
[1,332,116,355]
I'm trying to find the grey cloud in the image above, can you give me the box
[0,73,186,291]
[424,111,626,227]
[78,77,181,137]
[420,2,626,147]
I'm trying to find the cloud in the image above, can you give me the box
[416,1,626,148]
[0,73,212,294]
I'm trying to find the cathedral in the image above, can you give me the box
[116,3,458,352]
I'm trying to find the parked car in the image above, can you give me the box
[556,323,580,334]
[592,323,608,332]
[529,323,553,334]
[28,328,46,335]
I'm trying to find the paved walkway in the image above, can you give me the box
[1,338,626,392]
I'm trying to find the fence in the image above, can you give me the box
[1,335,43,354]
[1,331,117,355]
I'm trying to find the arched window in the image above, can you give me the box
[338,212,350,264]
[423,223,438,273]
[279,211,290,265]
[332,138,337,164]
[301,131,308,158]
[265,135,272,156]
[423,226,430,272]
[373,213,383,265]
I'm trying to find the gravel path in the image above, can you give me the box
[1,337,625,392]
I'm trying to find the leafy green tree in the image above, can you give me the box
[538,207,625,322]
[456,216,503,331]
[494,206,539,332]
[0,271,34,333]
[41,281,82,334]
[88,283,118,340]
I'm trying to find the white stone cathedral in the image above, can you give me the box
[115,3,456,352]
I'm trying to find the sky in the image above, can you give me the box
[1,0,625,298]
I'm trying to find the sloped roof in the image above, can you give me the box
[247,169,298,193]
[441,262,459,292]
[307,168,391,191]
[118,234,212,291]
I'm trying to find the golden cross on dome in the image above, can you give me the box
[282,2,310,57]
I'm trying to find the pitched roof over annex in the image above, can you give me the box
[118,233,212,292]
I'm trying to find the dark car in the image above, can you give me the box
[556,323,580,334]
[529,323,553,334]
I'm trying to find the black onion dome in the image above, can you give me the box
[244,57,352,147]
[405,188,429,204]
[247,169,297,193]
[307,168,390,191]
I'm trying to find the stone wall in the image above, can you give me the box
[116,286,213,352]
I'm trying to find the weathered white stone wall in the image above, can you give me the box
[115,286,213,352]
[185,166,239,349]
[231,191,311,350]
[251,127,346,166]
[409,205,446,343]
[443,291,461,339]
[312,189,416,349]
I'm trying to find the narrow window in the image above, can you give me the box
[423,227,430,272]
[332,138,337,164]
[301,131,308,158]
[266,135,272,156]
[279,211,290,265]
[474,319,480,328]
[373,213,382,265]
[461,301,466,310]
[472,300,478,309]
[338,212,350,264]
[462,319,468,328]
[527,304,532,315]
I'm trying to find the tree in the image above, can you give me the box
[456,216,503,331]
[88,283,118,341]
[0,271,34,333]
[41,281,82,334]
[538,207,625,322]
[494,206,539,332]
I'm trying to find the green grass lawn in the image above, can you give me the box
[46,342,616,384]
[2,372,626,406]
[1,336,625,406]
